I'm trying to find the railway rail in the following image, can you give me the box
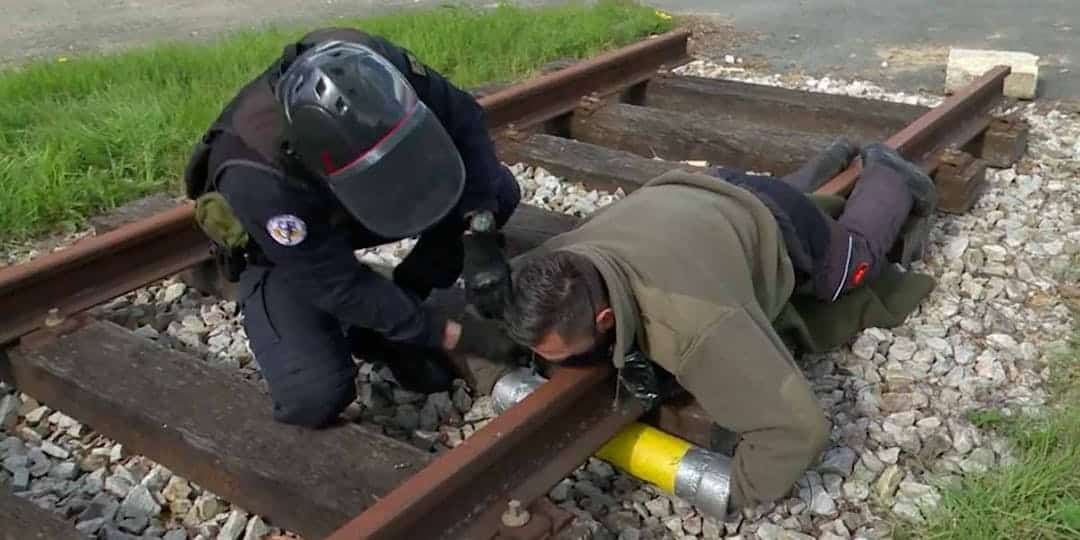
[0,28,1028,540]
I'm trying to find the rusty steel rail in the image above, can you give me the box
[325,66,1015,540]
[482,30,691,130]
[0,205,208,345]
[0,30,690,348]
[326,363,643,540]
[818,65,1011,196]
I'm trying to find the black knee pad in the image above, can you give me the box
[271,374,357,428]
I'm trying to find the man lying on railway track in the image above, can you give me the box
[501,142,937,515]
[182,27,523,428]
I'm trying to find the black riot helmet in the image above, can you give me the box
[274,39,466,239]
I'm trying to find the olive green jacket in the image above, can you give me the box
[537,169,796,376]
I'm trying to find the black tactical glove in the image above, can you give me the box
[452,312,521,365]
[393,234,464,301]
[462,210,512,319]
[618,350,680,411]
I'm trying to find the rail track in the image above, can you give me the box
[0,28,1029,540]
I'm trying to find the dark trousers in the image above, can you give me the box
[711,165,908,303]
[242,174,522,428]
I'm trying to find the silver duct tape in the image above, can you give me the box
[673,447,733,520]
[491,367,549,414]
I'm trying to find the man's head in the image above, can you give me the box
[503,251,615,363]
[273,30,465,239]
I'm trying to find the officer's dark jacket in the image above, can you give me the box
[192,28,514,348]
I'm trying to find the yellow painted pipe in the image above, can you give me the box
[491,368,733,519]
[595,421,692,494]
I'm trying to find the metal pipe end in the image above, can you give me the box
[674,447,733,521]
[491,367,549,414]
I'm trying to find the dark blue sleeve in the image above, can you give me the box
[217,166,446,348]
[368,35,510,221]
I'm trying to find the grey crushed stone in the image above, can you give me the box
[164,529,189,540]
[48,461,79,480]
[218,509,248,540]
[27,448,50,476]
[79,493,120,522]
[243,515,271,540]
[116,511,150,534]
[76,517,108,536]
[105,472,135,498]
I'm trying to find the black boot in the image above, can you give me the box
[348,327,455,394]
[781,137,859,193]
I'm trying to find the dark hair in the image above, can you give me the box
[504,251,602,347]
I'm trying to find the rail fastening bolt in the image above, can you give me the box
[44,308,64,328]
[501,499,530,528]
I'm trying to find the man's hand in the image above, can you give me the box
[462,211,512,319]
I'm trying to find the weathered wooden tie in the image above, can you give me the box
[498,132,706,193]
[640,74,928,143]
[568,101,837,176]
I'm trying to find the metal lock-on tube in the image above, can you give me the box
[491,368,733,520]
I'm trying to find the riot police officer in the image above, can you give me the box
[184,27,522,428]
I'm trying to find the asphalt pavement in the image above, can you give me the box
[650,0,1078,99]
[3,0,1076,98]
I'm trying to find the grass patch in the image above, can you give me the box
[900,329,1080,540]
[966,408,1016,432]
[0,1,673,244]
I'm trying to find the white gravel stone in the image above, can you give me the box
[755,523,815,540]
[106,473,135,498]
[24,405,50,425]
[893,501,923,522]
[40,440,69,459]
[943,237,969,260]
[887,337,918,361]
[192,493,223,523]
[876,447,900,465]
[463,396,497,422]
[644,497,672,518]
[242,516,270,540]
[811,489,838,517]
[162,283,187,304]
[217,509,248,540]
[4,59,1068,540]
[121,485,161,517]
[850,334,879,361]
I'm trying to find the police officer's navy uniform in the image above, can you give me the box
[186,28,520,427]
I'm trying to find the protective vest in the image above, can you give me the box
[182,28,394,280]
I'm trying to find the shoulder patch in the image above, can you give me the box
[405,51,427,77]
[266,214,307,246]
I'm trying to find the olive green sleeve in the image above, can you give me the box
[675,303,830,509]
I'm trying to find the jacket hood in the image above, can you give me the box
[558,243,640,370]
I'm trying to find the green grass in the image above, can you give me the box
[0,1,673,244]
[900,329,1080,540]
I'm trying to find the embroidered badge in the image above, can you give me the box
[266,214,307,246]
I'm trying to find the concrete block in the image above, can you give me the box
[945,48,1039,99]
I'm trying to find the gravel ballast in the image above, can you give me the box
[3,57,1078,539]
